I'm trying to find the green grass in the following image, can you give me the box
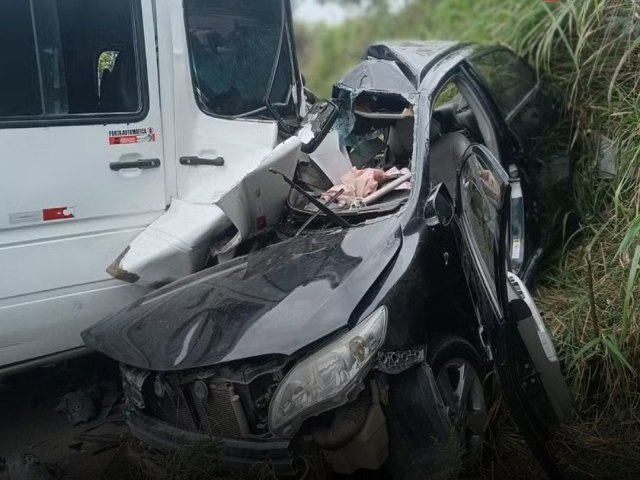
[298,0,640,477]
[520,3,640,476]
[515,0,639,391]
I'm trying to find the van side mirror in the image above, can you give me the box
[298,99,339,154]
[425,183,454,227]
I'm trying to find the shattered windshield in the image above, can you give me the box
[185,0,296,118]
[289,91,416,226]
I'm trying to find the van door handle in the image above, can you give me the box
[110,159,161,171]
[179,156,225,167]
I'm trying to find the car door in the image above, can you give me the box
[454,144,573,479]
[467,47,562,149]
[466,48,568,279]
[0,0,164,368]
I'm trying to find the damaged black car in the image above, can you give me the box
[84,39,574,479]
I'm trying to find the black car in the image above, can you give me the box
[83,40,573,479]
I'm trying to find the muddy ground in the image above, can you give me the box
[0,355,386,480]
[0,355,129,480]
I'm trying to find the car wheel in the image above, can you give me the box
[428,335,488,466]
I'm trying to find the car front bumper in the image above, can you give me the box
[126,409,299,477]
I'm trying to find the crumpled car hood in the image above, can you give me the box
[82,218,402,371]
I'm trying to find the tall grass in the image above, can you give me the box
[513,0,640,398]
[510,4,640,475]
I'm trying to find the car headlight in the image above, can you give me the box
[268,306,387,437]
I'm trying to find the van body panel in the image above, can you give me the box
[1,225,151,299]
[159,0,280,205]
[0,0,163,369]
[0,0,301,370]
[0,280,147,366]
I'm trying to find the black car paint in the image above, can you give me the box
[83,41,567,478]
[83,217,402,371]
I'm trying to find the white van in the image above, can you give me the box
[0,0,306,371]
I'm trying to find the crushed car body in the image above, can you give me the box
[106,137,301,287]
[84,11,574,479]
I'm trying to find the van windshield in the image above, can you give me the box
[185,0,297,118]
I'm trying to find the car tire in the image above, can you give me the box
[427,335,488,468]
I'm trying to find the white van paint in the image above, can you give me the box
[0,0,301,370]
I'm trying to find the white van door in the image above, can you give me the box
[98,0,307,289]
[158,0,303,205]
[0,0,166,368]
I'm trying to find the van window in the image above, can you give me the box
[0,0,144,121]
[185,0,297,118]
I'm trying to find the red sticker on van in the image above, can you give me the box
[43,207,75,221]
[108,127,157,145]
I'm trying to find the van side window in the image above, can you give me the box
[0,0,145,122]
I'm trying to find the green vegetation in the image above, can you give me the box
[298,1,640,478]
[297,0,518,96]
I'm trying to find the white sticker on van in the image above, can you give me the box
[9,211,41,225]
[108,127,157,145]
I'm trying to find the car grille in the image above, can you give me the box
[131,372,248,438]
[121,361,285,439]
[145,385,198,432]
[190,382,243,437]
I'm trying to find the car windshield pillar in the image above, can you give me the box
[185,0,297,119]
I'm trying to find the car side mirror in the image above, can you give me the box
[425,183,454,227]
[297,99,339,154]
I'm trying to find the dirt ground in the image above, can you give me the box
[0,355,385,480]
[0,355,129,480]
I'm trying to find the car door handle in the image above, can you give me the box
[110,159,161,171]
[179,156,225,167]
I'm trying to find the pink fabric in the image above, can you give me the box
[324,167,386,202]
[323,167,411,203]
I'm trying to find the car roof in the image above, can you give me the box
[335,40,491,96]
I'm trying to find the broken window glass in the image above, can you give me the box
[185,0,297,118]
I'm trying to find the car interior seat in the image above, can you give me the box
[387,117,415,167]
[437,100,483,138]
[429,131,473,198]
